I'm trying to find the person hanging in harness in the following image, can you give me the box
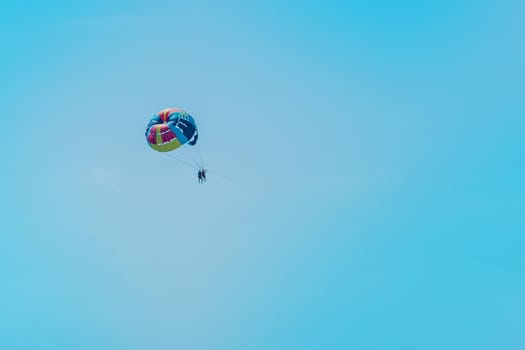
[197,169,207,183]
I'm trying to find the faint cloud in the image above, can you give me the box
[85,166,121,189]
[2,277,74,295]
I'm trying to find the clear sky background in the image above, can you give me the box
[1,1,524,349]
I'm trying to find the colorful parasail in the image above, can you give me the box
[145,108,198,152]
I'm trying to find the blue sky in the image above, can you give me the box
[1,1,524,349]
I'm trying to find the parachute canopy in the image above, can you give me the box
[145,108,198,152]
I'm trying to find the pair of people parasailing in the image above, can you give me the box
[146,108,206,182]
[197,169,207,183]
